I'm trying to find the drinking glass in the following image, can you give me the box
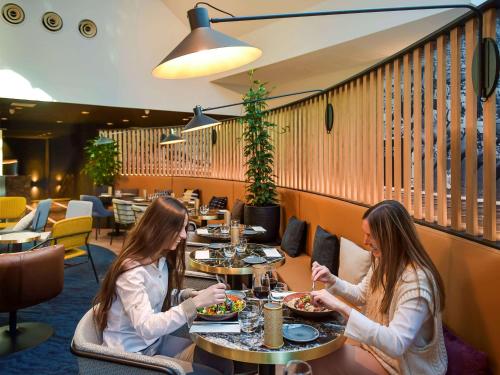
[252,267,270,300]
[235,238,248,253]
[267,268,279,290]
[270,282,288,303]
[199,205,209,215]
[238,307,261,348]
[220,225,230,235]
[223,245,236,258]
[284,360,313,375]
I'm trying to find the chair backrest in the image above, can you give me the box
[31,198,52,232]
[80,195,109,216]
[51,216,92,249]
[66,200,93,219]
[131,205,147,223]
[0,196,26,221]
[112,199,135,225]
[0,245,64,312]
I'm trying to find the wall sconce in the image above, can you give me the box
[154,3,498,100]
[325,103,334,134]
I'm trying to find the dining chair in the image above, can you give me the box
[80,195,113,240]
[111,199,135,245]
[131,204,147,223]
[0,198,52,234]
[66,200,93,219]
[51,216,98,283]
[0,196,27,229]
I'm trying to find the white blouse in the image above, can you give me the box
[330,275,433,358]
[102,257,196,353]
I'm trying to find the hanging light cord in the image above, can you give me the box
[195,2,234,17]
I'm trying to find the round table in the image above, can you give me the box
[0,231,41,252]
[191,309,346,375]
[189,244,285,289]
[195,225,267,242]
[189,210,224,227]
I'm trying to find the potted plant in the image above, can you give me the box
[82,136,122,195]
[241,72,280,243]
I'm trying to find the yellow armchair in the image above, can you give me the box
[51,216,98,283]
[0,197,27,229]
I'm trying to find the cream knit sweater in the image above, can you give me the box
[331,266,447,374]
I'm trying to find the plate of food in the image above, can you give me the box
[283,292,334,318]
[196,292,246,321]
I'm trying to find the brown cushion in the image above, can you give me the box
[231,199,245,222]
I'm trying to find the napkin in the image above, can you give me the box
[195,250,210,260]
[190,323,240,333]
[39,232,51,241]
[196,228,209,235]
[251,226,266,232]
[262,248,282,258]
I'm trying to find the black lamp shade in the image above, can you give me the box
[152,7,261,79]
[160,132,186,145]
[94,136,114,146]
[182,105,220,133]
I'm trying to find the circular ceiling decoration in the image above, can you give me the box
[2,3,25,25]
[78,19,97,38]
[42,12,63,32]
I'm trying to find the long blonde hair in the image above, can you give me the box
[363,200,445,315]
[93,197,187,332]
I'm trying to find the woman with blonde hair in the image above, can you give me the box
[93,197,232,374]
[309,200,447,374]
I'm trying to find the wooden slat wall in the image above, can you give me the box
[104,10,499,241]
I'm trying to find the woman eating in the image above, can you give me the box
[93,197,233,375]
[309,200,447,374]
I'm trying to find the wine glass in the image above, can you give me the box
[270,282,288,304]
[252,270,270,300]
[235,238,248,253]
[199,204,209,215]
[220,225,230,235]
[284,360,313,375]
[223,244,236,258]
[267,268,279,290]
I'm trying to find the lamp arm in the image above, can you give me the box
[210,4,484,99]
[203,89,324,112]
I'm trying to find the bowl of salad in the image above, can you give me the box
[196,292,246,321]
[283,292,334,319]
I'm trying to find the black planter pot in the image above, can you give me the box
[243,204,280,244]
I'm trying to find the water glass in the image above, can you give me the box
[220,225,230,235]
[270,282,288,303]
[223,245,236,258]
[199,205,209,215]
[284,360,313,375]
[238,306,262,348]
[235,238,248,253]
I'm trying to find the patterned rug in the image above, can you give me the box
[0,245,116,375]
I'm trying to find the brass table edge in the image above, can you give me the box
[189,255,285,276]
[190,333,346,365]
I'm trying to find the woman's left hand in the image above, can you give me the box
[190,290,199,298]
[310,289,352,319]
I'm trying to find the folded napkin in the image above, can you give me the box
[196,228,209,235]
[251,226,266,232]
[195,250,210,260]
[190,323,240,333]
[262,248,282,258]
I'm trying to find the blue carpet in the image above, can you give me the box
[0,245,116,375]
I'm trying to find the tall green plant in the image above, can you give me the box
[82,137,122,187]
[240,72,277,206]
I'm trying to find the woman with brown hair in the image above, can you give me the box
[93,197,232,375]
[309,200,447,374]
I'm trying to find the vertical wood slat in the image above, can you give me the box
[465,19,479,235]
[385,63,393,200]
[436,35,448,226]
[403,53,412,211]
[355,79,361,202]
[376,68,384,202]
[393,58,402,202]
[369,71,376,204]
[362,74,369,204]
[424,42,435,223]
[413,48,423,219]
[482,9,497,240]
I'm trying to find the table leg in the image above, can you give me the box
[258,364,276,375]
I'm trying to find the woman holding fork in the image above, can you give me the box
[308,200,447,375]
[93,197,233,375]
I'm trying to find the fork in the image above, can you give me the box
[215,274,228,298]
[311,280,316,292]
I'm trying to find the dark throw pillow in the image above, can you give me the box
[311,226,340,275]
[444,325,490,375]
[231,199,245,222]
[281,216,306,257]
[208,196,228,209]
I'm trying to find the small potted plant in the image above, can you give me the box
[241,72,280,243]
[82,136,122,195]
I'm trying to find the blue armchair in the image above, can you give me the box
[80,195,113,240]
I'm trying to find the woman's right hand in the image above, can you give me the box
[192,283,227,309]
[311,261,335,285]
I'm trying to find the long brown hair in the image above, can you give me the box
[93,197,187,332]
[363,200,445,315]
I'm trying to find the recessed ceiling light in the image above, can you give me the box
[141,115,148,119]
[122,119,129,123]
[81,111,90,115]
[15,106,23,110]
[106,122,113,126]
[182,118,190,121]
[56,120,63,124]
[1,118,7,121]
[11,102,36,108]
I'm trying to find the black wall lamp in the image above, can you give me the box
[183,89,323,133]
[153,3,499,101]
